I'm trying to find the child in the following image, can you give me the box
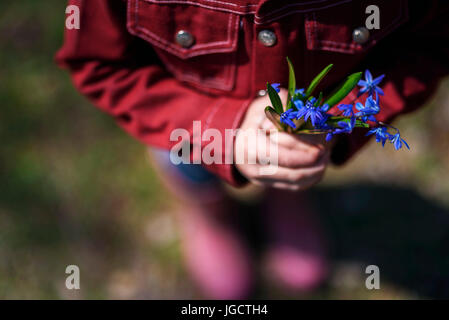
[57,0,449,298]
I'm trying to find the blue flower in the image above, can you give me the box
[316,113,331,130]
[355,96,380,122]
[294,98,310,119]
[293,98,304,110]
[338,104,354,117]
[305,108,325,127]
[293,99,309,124]
[389,132,410,150]
[280,108,298,128]
[325,117,355,141]
[271,83,281,93]
[334,117,355,134]
[296,98,328,127]
[358,70,385,97]
[366,126,391,147]
[294,88,306,99]
[320,104,330,112]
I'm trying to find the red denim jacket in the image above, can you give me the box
[56,0,449,186]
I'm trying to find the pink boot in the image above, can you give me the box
[262,188,328,292]
[177,204,253,299]
[149,149,253,299]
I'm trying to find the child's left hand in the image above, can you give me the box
[235,89,332,191]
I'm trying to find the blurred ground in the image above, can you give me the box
[1,0,449,299]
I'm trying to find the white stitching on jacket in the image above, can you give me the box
[255,0,340,19]
[142,0,257,15]
[132,0,239,59]
[127,0,238,90]
[255,0,352,25]
[145,0,258,8]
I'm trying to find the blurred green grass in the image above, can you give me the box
[1,0,449,299]
[0,0,185,299]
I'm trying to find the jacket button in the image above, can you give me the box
[352,27,370,44]
[175,30,195,48]
[258,30,277,47]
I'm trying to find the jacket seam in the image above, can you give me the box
[141,0,257,15]
[254,0,352,25]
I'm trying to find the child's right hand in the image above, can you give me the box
[234,89,331,191]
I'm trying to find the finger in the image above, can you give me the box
[239,146,329,180]
[249,129,330,168]
[257,160,326,182]
[236,128,274,166]
[255,109,267,127]
[276,147,329,169]
[272,144,329,169]
[260,118,276,131]
[272,131,326,152]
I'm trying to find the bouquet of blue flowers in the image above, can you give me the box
[265,58,409,150]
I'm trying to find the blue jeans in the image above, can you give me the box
[151,148,220,186]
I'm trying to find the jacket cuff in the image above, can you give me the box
[199,97,252,187]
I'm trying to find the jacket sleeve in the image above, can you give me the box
[331,0,449,164]
[55,0,249,186]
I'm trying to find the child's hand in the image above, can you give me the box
[235,89,331,191]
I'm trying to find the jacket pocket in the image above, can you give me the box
[305,0,409,54]
[127,0,240,91]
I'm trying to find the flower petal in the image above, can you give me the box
[402,138,410,150]
[365,70,373,82]
[375,87,385,96]
[372,74,385,85]
[358,80,368,87]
